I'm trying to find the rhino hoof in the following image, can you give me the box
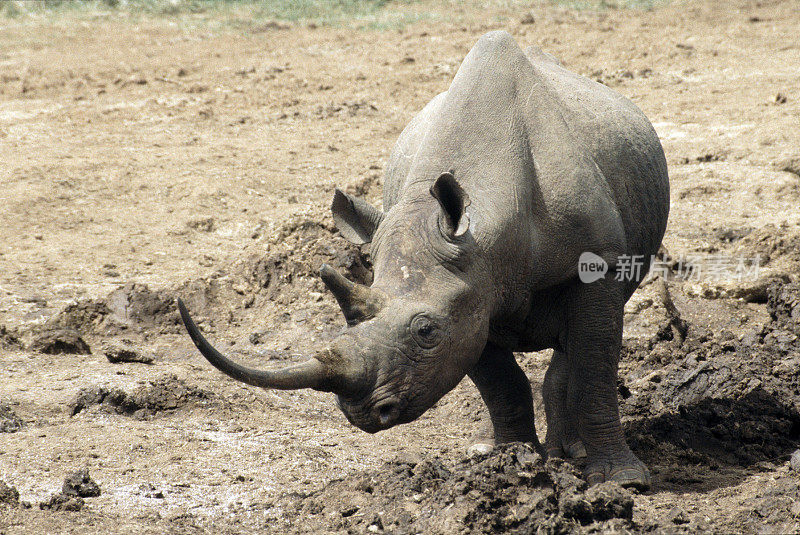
[585,456,651,491]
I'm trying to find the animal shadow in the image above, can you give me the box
[624,388,800,493]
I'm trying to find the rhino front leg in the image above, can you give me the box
[468,342,542,453]
[566,278,651,490]
[542,349,586,459]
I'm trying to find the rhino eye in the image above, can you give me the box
[410,314,442,349]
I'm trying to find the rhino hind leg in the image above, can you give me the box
[566,278,651,490]
[467,342,543,455]
[542,349,586,460]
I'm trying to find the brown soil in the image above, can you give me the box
[1,0,800,533]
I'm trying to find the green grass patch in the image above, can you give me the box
[0,0,405,26]
[550,0,669,10]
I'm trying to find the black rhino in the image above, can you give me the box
[179,31,669,489]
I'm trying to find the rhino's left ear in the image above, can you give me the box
[430,172,470,238]
[331,189,385,245]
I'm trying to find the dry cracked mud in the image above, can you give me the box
[1,0,800,533]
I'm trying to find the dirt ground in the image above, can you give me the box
[1,0,800,532]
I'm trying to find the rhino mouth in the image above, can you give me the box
[336,393,406,433]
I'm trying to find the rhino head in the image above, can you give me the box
[179,172,491,433]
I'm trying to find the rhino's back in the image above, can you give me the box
[384,31,668,289]
[521,42,670,267]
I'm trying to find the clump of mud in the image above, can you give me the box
[0,325,21,349]
[0,403,23,433]
[0,480,20,506]
[767,280,800,330]
[278,444,636,534]
[39,493,84,512]
[27,328,90,355]
[733,223,800,267]
[102,340,154,364]
[38,471,102,513]
[62,469,101,498]
[70,374,211,418]
[46,283,180,337]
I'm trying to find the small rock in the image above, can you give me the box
[249,332,265,345]
[39,493,84,511]
[103,342,154,364]
[187,217,215,232]
[790,450,800,472]
[63,469,101,498]
[0,480,20,505]
[28,328,90,355]
[466,442,494,457]
[70,386,110,416]
[666,506,690,525]
[0,403,23,433]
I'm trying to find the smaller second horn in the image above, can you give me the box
[320,264,384,325]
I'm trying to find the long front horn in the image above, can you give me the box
[319,264,385,325]
[178,298,335,391]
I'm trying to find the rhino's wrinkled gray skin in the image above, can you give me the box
[179,31,669,490]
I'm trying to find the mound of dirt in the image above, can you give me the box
[62,469,101,498]
[105,283,180,332]
[44,283,180,337]
[39,493,83,512]
[39,218,370,338]
[768,280,800,329]
[0,480,20,506]
[733,223,800,267]
[730,473,800,533]
[232,218,372,302]
[70,374,211,418]
[0,325,21,349]
[620,279,800,473]
[278,444,637,534]
[626,388,799,469]
[0,403,23,433]
[45,300,113,334]
[27,328,90,355]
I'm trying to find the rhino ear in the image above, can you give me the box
[331,189,385,245]
[430,172,470,238]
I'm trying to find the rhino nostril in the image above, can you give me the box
[376,401,398,426]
